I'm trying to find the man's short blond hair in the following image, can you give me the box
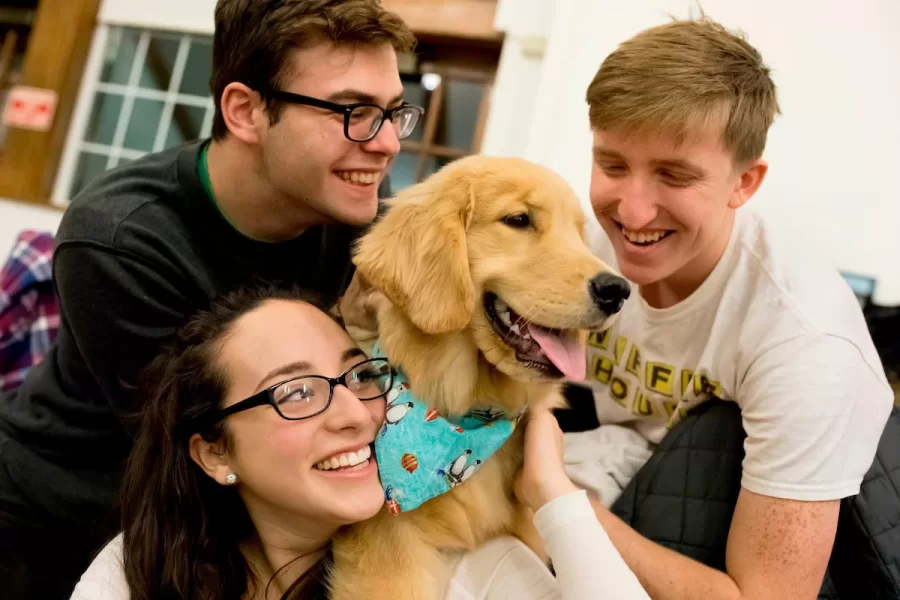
[586,17,780,164]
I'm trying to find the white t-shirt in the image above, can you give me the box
[70,490,650,600]
[582,208,894,501]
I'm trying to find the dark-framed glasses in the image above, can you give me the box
[204,358,394,426]
[265,89,424,142]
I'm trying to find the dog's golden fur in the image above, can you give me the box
[330,155,620,600]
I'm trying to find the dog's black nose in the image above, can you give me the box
[589,273,631,315]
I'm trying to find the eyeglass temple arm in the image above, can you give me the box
[214,391,273,420]
[265,89,347,113]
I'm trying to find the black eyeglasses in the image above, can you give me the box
[264,89,425,142]
[202,358,394,427]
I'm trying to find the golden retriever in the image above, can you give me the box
[330,155,629,600]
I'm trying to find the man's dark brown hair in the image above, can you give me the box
[210,0,416,140]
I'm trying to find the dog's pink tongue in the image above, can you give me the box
[528,326,586,381]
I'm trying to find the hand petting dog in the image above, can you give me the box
[515,406,580,513]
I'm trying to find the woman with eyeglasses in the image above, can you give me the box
[69,286,648,600]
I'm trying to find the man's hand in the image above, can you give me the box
[337,272,383,350]
[589,488,838,600]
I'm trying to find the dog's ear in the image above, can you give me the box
[353,173,475,335]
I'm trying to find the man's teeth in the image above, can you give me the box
[315,445,371,471]
[338,171,378,185]
[622,228,669,244]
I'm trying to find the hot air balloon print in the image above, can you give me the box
[401,453,418,473]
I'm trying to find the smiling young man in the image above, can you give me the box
[574,17,895,599]
[0,2,419,599]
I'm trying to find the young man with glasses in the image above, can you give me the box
[0,2,419,599]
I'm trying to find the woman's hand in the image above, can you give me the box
[514,407,580,512]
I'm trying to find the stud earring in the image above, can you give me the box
[225,473,238,485]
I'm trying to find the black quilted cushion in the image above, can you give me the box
[608,400,745,570]
[828,405,900,600]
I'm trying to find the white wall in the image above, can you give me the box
[99,0,216,34]
[0,198,63,258]
[485,0,900,305]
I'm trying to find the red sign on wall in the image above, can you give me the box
[2,86,58,132]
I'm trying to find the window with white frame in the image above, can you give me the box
[68,26,214,198]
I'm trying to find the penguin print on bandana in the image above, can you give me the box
[437,449,483,488]
[380,381,413,437]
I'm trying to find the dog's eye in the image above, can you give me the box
[501,213,531,229]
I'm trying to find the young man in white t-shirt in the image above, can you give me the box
[570,17,895,599]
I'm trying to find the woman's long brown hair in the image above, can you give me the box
[120,285,335,600]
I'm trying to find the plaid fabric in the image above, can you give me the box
[0,230,58,393]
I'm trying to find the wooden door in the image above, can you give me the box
[0,0,101,205]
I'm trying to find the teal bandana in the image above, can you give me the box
[372,343,522,515]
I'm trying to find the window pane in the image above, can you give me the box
[388,152,462,192]
[100,28,141,85]
[435,80,483,151]
[179,41,213,97]
[140,34,181,91]
[123,98,165,152]
[70,152,111,197]
[402,80,427,108]
[401,80,428,143]
[165,105,207,148]
[83,92,123,146]
[424,155,457,179]
[388,151,419,192]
